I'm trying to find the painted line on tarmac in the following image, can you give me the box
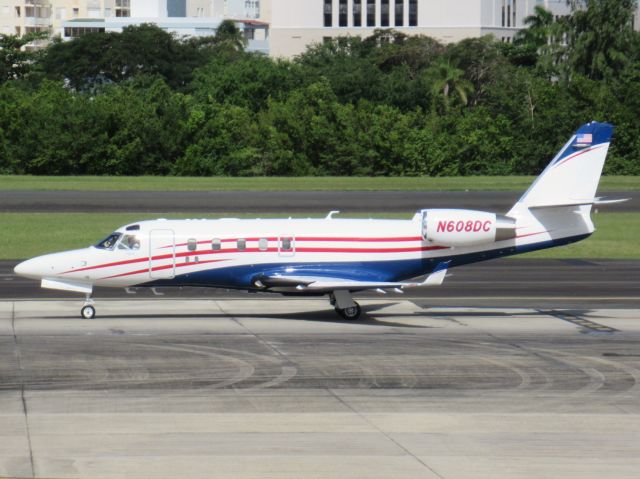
[1,296,639,302]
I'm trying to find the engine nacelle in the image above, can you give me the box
[421,209,516,247]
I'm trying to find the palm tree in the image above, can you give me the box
[515,5,554,49]
[424,59,474,113]
[214,19,246,51]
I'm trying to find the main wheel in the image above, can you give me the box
[81,305,96,320]
[336,302,361,320]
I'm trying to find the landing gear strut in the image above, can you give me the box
[331,290,361,320]
[81,294,96,319]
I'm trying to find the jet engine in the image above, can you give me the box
[421,209,516,247]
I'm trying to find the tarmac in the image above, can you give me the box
[1,189,637,212]
[1,298,640,478]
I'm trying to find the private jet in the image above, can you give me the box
[14,122,624,320]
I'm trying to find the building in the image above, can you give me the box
[58,0,268,54]
[261,0,640,58]
[2,0,639,58]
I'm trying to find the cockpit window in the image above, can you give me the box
[118,234,141,251]
[95,233,121,250]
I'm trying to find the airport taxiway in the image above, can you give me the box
[1,189,637,213]
[1,298,640,478]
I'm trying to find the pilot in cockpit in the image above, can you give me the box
[118,234,141,251]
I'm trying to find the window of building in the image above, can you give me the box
[25,6,35,17]
[64,26,105,37]
[15,26,20,36]
[15,6,21,17]
[513,0,517,27]
[381,0,389,27]
[339,0,347,27]
[409,0,418,26]
[258,238,268,251]
[25,26,48,34]
[324,0,332,27]
[501,1,505,27]
[115,0,130,17]
[211,239,221,250]
[187,239,197,251]
[353,0,361,26]
[237,239,246,251]
[366,0,375,27]
[72,7,79,18]
[395,0,403,26]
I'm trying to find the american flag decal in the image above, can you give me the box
[576,133,592,145]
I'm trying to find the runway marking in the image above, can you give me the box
[542,310,619,333]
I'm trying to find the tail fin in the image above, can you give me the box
[510,121,613,212]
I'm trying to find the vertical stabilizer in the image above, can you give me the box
[511,122,613,211]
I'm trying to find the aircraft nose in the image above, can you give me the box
[14,258,43,279]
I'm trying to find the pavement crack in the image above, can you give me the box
[326,388,445,479]
[11,302,35,479]
[213,300,297,366]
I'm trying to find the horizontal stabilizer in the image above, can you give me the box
[528,197,630,209]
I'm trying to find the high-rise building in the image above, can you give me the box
[262,0,546,57]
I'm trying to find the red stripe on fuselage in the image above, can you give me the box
[167,235,425,249]
[554,144,605,168]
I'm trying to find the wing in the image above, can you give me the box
[253,262,449,293]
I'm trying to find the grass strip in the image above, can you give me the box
[1,175,638,191]
[1,211,636,260]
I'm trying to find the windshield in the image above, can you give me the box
[95,233,121,250]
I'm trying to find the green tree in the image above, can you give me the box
[567,0,637,80]
[214,19,246,51]
[41,24,207,90]
[424,59,474,113]
[0,31,48,83]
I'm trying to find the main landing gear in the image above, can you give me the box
[81,294,96,319]
[330,291,362,320]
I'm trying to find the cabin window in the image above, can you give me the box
[118,234,140,250]
[211,238,221,250]
[187,238,197,251]
[95,233,121,250]
[237,238,246,250]
[280,237,293,251]
[259,238,268,251]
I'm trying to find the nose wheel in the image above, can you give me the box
[81,295,96,319]
[81,305,96,319]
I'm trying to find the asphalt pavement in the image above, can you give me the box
[1,299,639,478]
[1,189,636,212]
[2,259,639,308]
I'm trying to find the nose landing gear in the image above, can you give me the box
[81,295,96,319]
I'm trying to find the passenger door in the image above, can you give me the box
[149,229,175,279]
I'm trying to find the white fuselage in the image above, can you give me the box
[14,210,591,294]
